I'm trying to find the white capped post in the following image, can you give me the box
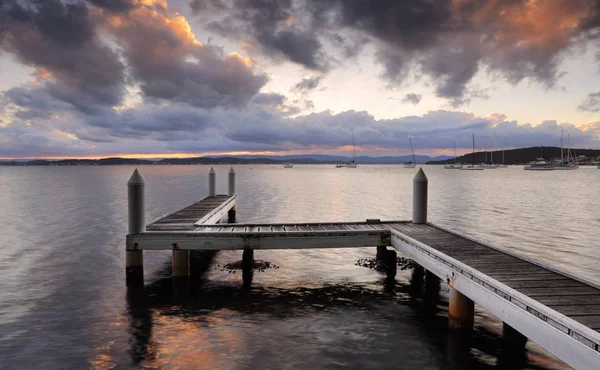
[209,167,216,196]
[228,167,236,196]
[126,169,145,284]
[413,167,428,224]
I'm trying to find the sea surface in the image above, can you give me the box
[0,164,599,370]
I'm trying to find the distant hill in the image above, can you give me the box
[426,146,600,165]
[0,154,452,166]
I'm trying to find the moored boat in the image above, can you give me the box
[404,138,417,168]
[461,134,484,171]
[524,158,554,171]
[445,142,463,169]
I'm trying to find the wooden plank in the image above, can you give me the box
[486,272,570,281]
[271,225,285,232]
[503,279,589,289]
[297,225,311,231]
[515,286,600,297]
[309,225,324,231]
[567,315,600,330]
[548,305,600,316]
[533,295,600,306]
[232,226,247,232]
[283,225,297,231]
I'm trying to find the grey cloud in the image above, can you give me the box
[291,77,322,93]
[401,93,422,105]
[0,0,127,113]
[578,91,600,112]
[1,100,598,157]
[195,0,600,104]
[88,0,136,12]
[189,0,229,12]
[251,93,286,106]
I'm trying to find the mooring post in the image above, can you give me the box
[209,167,216,196]
[126,169,145,286]
[413,167,428,224]
[448,287,474,330]
[228,167,236,222]
[172,249,190,278]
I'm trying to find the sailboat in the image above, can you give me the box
[498,149,508,168]
[404,138,417,168]
[555,131,578,170]
[445,142,463,169]
[336,132,358,168]
[461,134,484,170]
[283,155,293,168]
[483,142,499,169]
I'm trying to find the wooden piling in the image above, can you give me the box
[448,287,474,330]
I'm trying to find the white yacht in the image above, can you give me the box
[524,158,554,171]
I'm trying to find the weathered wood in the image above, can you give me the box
[550,306,600,316]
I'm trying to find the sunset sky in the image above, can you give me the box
[1,0,600,159]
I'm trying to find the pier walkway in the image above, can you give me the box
[124,167,600,368]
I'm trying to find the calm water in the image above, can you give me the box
[1,165,599,369]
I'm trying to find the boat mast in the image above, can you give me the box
[567,134,571,163]
[472,134,475,166]
[561,130,564,164]
[352,131,357,163]
[503,148,505,164]
[409,137,416,163]
[454,142,457,163]
[490,142,493,164]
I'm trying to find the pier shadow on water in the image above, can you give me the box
[125,255,559,370]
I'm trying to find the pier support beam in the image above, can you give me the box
[172,249,189,277]
[448,287,474,330]
[498,323,528,368]
[126,169,145,286]
[242,249,253,285]
[413,168,428,224]
[208,167,216,196]
[228,167,236,222]
[424,270,441,313]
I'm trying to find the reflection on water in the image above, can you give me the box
[1,165,593,369]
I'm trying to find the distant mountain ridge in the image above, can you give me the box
[0,154,452,166]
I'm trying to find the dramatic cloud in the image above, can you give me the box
[578,91,600,112]
[0,0,127,113]
[401,93,422,105]
[291,77,322,94]
[0,0,267,119]
[194,0,600,105]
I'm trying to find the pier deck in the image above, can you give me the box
[124,167,600,367]
[146,195,236,231]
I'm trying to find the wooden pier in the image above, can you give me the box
[125,167,600,368]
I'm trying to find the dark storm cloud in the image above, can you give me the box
[189,0,228,12]
[578,91,600,112]
[88,0,136,12]
[291,76,322,93]
[0,0,126,113]
[195,0,600,105]
[401,93,422,105]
